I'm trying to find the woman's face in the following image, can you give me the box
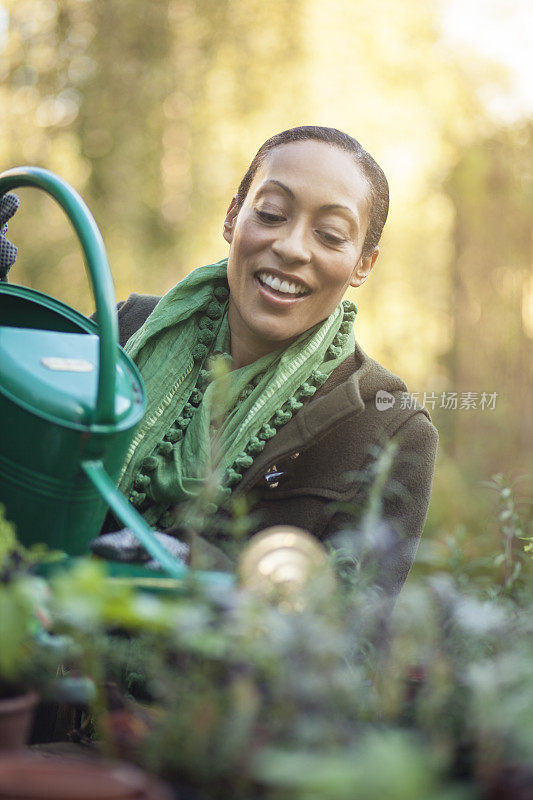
[223,140,379,365]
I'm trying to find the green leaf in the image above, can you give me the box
[0,583,32,680]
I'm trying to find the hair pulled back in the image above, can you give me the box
[236,126,389,257]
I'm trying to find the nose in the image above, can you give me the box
[271,220,311,265]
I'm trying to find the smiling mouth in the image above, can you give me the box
[256,271,310,298]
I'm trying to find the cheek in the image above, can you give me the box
[226,257,244,297]
[235,215,274,253]
[228,223,271,284]
[321,258,357,295]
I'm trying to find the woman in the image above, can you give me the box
[105,126,438,597]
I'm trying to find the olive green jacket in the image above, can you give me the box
[110,293,438,597]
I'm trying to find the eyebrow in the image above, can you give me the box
[258,180,359,223]
[259,179,295,199]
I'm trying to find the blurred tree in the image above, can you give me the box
[77,0,174,293]
[299,0,503,384]
[0,0,94,300]
[1,0,305,310]
[441,122,533,476]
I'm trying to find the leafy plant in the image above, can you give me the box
[480,473,531,596]
[0,505,89,705]
[34,476,533,798]
[0,505,57,698]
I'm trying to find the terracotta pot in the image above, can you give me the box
[0,753,174,799]
[0,691,38,751]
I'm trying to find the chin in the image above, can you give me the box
[248,317,302,344]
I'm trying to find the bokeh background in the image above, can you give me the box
[1,0,532,549]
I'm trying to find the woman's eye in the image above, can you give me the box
[255,209,284,224]
[317,230,347,247]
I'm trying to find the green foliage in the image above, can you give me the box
[0,572,42,689]
[0,505,53,695]
[480,473,530,595]
[41,476,532,798]
[252,732,448,800]
[0,503,17,565]
[0,505,86,699]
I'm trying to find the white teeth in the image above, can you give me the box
[258,272,307,296]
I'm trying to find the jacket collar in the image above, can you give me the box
[236,340,409,492]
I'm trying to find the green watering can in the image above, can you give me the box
[0,167,233,589]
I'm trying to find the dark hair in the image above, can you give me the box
[236,126,389,257]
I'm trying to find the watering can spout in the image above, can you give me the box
[81,460,189,579]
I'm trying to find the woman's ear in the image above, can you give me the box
[349,247,379,288]
[223,196,240,244]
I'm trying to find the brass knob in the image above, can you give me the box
[238,525,335,609]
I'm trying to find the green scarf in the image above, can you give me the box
[118,258,357,530]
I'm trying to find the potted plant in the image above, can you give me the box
[0,506,175,797]
[0,503,93,750]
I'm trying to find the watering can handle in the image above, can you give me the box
[0,167,117,426]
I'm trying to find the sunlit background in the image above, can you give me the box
[1,0,531,544]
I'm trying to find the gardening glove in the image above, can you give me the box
[89,528,190,571]
[0,193,20,282]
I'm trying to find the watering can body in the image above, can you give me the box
[0,169,146,556]
[0,293,145,555]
